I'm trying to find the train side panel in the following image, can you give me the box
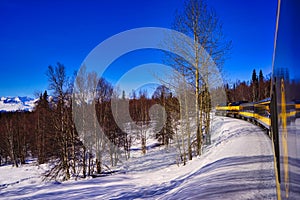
[271,0,300,199]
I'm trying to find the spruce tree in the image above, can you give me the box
[251,69,258,102]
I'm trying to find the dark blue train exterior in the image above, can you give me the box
[271,0,300,199]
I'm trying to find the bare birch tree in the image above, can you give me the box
[46,63,71,180]
[167,0,231,156]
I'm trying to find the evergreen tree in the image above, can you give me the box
[258,70,264,100]
[251,69,259,101]
[34,90,53,164]
[259,70,264,83]
[153,86,175,147]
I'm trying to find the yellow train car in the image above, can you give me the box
[215,101,247,117]
[216,99,271,131]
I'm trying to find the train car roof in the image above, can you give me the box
[240,102,255,107]
[257,97,271,103]
[230,101,248,106]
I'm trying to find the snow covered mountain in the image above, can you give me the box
[0,96,38,112]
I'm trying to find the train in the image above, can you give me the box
[216,98,300,134]
[216,0,300,199]
[215,98,271,132]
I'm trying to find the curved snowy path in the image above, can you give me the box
[0,117,277,199]
[161,116,277,199]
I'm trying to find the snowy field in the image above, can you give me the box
[0,116,276,199]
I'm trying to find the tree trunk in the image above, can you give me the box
[83,146,86,178]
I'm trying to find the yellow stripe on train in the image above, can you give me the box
[238,111,271,127]
[239,111,254,118]
[253,113,271,127]
[215,106,240,111]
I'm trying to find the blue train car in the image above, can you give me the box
[271,0,300,199]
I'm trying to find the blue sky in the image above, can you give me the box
[0,0,277,97]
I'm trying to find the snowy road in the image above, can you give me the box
[0,116,277,199]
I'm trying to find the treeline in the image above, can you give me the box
[0,63,181,180]
[225,69,271,103]
[0,67,272,179]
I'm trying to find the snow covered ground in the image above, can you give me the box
[0,116,276,199]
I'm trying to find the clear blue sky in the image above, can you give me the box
[0,0,277,97]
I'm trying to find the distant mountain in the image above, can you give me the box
[0,96,38,112]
